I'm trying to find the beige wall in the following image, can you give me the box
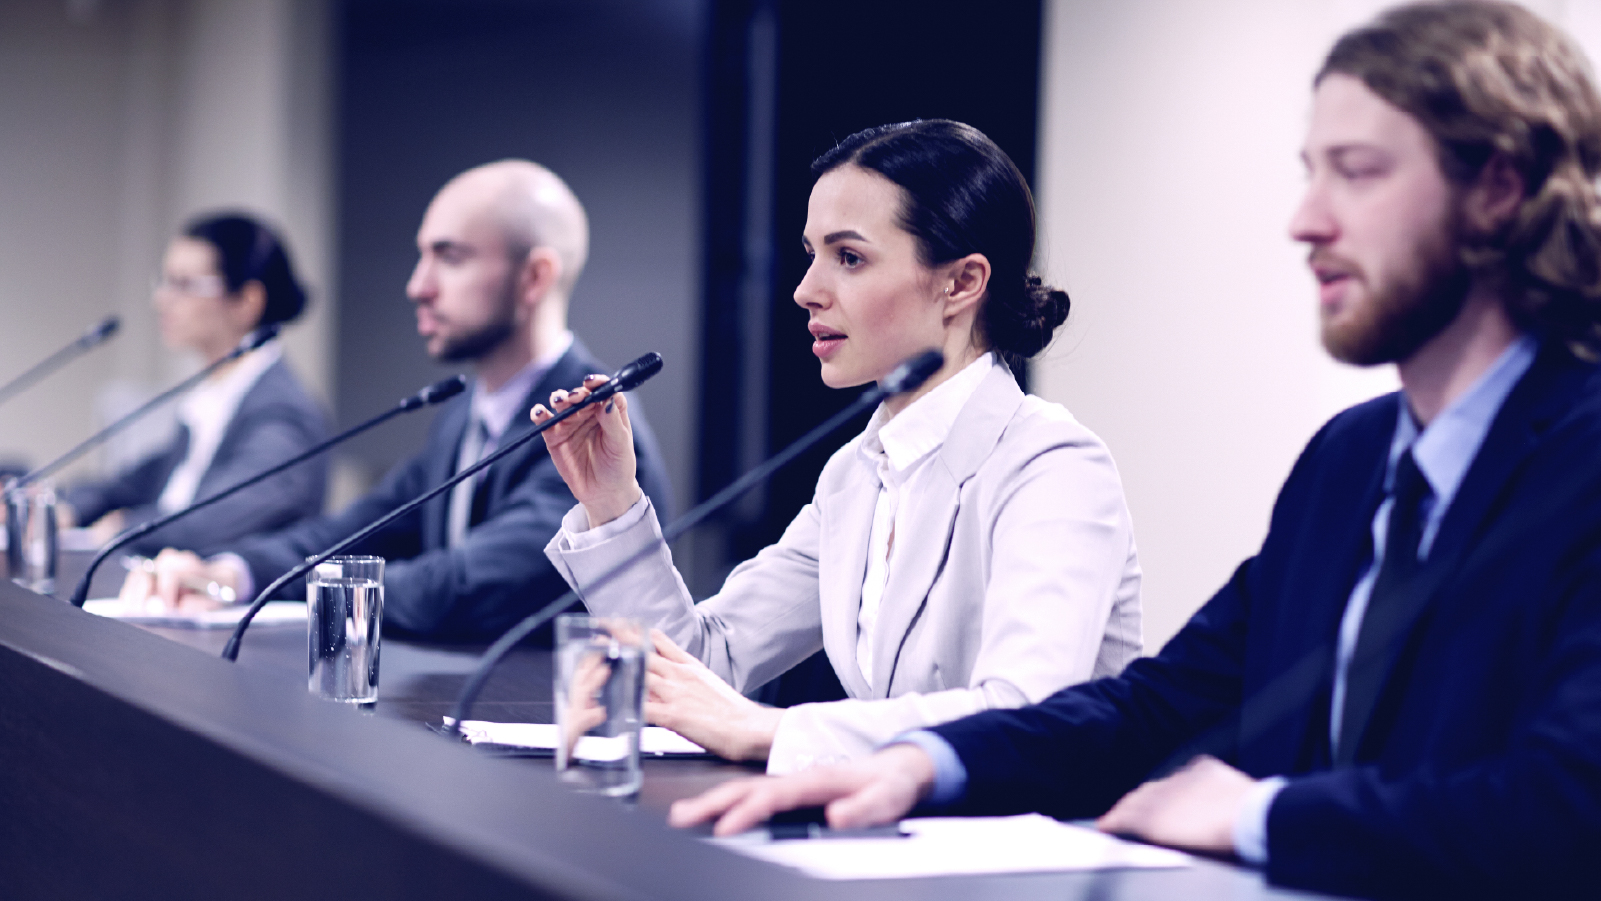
[0,0,332,481]
[1033,0,1601,651]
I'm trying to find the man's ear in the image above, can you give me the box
[1464,152,1525,236]
[517,247,563,308]
[942,253,991,322]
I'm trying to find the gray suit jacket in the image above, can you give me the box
[547,363,1142,771]
[65,357,330,557]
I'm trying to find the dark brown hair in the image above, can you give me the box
[183,213,307,327]
[812,119,1069,373]
[1320,0,1601,356]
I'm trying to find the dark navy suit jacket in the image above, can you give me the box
[931,343,1601,900]
[65,357,330,557]
[230,340,674,642]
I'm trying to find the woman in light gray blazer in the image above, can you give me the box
[537,120,1141,773]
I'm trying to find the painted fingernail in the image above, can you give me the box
[605,400,615,413]
[586,373,606,381]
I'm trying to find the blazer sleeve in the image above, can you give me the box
[545,495,826,694]
[63,438,182,528]
[122,400,328,556]
[235,442,587,641]
[376,456,580,639]
[766,435,1142,771]
[930,558,1254,818]
[230,453,429,603]
[925,412,1357,819]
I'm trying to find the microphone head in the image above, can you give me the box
[398,374,468,411]
[423,374,469,404]
[89,315,120,344]
[880,349,944,395]
[240,323,281,352]
[608,352,664,394]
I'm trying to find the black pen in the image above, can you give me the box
[766,822,910,841]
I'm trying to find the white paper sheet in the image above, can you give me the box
[715,813,1190,880]
[447,718,708,757]
[85,598,306,629]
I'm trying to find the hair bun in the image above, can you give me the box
[988,274,1070,363]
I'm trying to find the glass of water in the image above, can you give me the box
[5,479,57,595]
[554,614,649,797]
[307,555,384,708]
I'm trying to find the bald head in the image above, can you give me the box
[436,160,590,296]
[408,160,589,377]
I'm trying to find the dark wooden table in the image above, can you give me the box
[56,549,760,816]
[0,555,1333,901]
[127,607,762,815]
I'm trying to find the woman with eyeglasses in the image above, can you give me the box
[62,213,329,555]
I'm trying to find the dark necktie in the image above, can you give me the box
[1335,449,1432,764]
[447,417,488,548]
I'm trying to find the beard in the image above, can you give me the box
[429,279,519,364]
[1319,208,1472,367]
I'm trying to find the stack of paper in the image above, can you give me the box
[446,719,708,757]
[85,598,307,629]
[716,813,1191,880]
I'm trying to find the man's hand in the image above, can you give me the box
[117,548,243,611]
[1096,755,1257,856]
[668,743,936,836]
[645,630,782,762]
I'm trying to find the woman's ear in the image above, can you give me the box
[236,280,268,331]
[941,253,991,322]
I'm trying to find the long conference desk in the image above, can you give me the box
[0,562,1335,900]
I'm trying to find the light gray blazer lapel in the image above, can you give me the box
[869,364,1026,697]
[816,447,880,699]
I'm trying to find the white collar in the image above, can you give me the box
[1388,333,1537,513]
[470,331,573,440]
[861,352,996,474]
[178,342,281,428]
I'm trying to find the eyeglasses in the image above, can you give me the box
[152,273,226,298]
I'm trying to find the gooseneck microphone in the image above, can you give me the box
[443,348,944,736]
[220,352,665,661]
[0,315,121,409]
[67,375,468,608]
[12,325,280,490]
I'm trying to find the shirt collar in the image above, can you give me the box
[471,331,573,440]
[178,342,281,426]
[1387,333,1537,509]
[861,352,995,474]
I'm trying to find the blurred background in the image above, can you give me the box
[6,0,1600,657]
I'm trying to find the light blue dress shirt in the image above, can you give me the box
[895,333,1538,866]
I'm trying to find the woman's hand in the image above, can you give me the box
[645,629,782,763]
[531,374,642,527]
[559,644,616,759]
